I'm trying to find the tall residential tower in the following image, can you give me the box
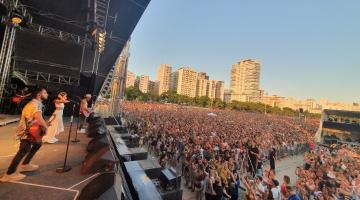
[156,64,172,95]
[176,67,198,98]
[230,59,261,102]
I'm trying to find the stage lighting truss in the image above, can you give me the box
[0,0,32,27]
[15,69,80,85]
[29,23,92,47]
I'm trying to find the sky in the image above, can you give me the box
[128,0,360,103]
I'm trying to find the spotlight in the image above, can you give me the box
[10,10,23,25]
[97,30,106,53]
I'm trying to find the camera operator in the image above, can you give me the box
[248,141,260,177]
[269,147,276,171]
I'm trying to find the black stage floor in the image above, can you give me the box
[0,122,96,200]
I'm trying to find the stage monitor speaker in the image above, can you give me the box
[81,146,116,174]
[87,119,105,130]
[88,126,108,138]
[159,168,181,190]
[87,136,110,153]
[104,117,122,125]
[159,189,183,200]
[87,115,102,124]
[114,126,127,133]
[78,172,115,200]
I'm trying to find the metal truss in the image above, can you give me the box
[95,41,130,117]
[95,0,111,30]
[25,23,92,47]
[0,26,16,100]
[15,57,80,71]
[15,69,80,86]
[0,0,32,24]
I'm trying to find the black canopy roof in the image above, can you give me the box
[10,0,151,95]
[324,109,360,119]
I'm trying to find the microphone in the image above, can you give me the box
[69,99,79,105]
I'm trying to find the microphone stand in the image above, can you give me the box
[71,100,80,143]
[56,103,75,173]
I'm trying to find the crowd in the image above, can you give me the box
[119,101,357,199]
[294,145,360,200]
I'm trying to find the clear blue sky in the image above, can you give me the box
[128,0,360,103]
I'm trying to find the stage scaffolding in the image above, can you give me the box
[94,41,130,117]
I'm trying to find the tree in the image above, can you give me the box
[196,96,211,107]
[213,98,225,108]
[160,90,179,103]
[125,86,143,100]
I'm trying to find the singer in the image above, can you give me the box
[42,92,70,143]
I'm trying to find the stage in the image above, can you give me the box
[0,114,19,126]
[0,121,120,200]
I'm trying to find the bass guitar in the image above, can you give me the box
[27,114,57,143]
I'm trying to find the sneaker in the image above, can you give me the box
[49,138,58,143]
[0,172,26,182]
[18,164,39,172]
[43,138,57,144]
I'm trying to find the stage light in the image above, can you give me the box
[10,10,23,25]
[97,30,106,53]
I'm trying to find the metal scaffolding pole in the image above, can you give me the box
[0,26,16,100]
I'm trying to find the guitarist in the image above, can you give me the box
[0,87,49,182]
[78,94,92,133]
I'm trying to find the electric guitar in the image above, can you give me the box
[26,114,57,143]
[82,107,94,118]
[81,102,95,118]
[11,94,31,104]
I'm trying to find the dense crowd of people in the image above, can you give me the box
[295,145,360,200]
[120,101,358,200]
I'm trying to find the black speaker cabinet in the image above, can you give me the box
[81,146,116,174]
[78,172,115,200]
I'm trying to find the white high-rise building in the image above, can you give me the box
[230,59,261,102]
[196,72,209,97]
[215,81,225,101]
[196,79,209,97]
[126,71,136,88]
[138,75,150,93]
[176,67,198,98]
[156,64,172,95]
[208,80,224,100]
[170,71,178,91]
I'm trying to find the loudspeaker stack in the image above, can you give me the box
[78,115,119,199]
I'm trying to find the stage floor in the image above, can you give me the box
[0,121,94,200]
[0,114,19,126]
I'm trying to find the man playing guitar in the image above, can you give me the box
[78,94,92,133]
[1,87,49,182]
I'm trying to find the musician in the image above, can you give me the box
[42,92,69,143]
[0,87,48,182]
[78,94,92,133]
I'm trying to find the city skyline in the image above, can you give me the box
[128,61,358,105]
[128,0,360,103]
